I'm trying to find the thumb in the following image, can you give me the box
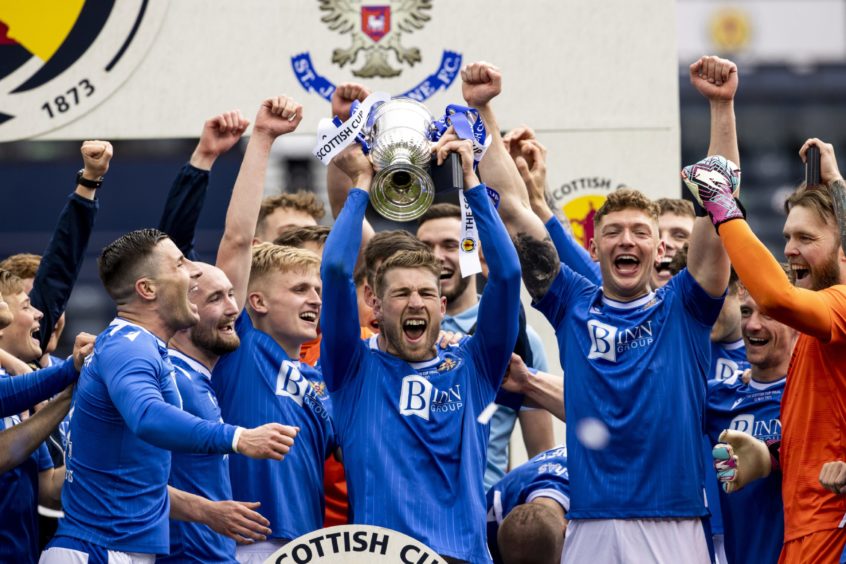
[719,429,749,449]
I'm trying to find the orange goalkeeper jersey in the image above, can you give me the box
[721,220,846,543]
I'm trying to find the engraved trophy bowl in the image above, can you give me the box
[367,98,436,222]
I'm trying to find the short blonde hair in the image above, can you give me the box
[249,242,321,288]
[0,269,25,297]
[0,253,41,279]
[594,189,660,228]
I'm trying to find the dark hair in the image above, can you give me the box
[364,230,430,288]
[98,229,169,302]
[418,202,461,226]
[498,504,564,564]
[273,225,331,249]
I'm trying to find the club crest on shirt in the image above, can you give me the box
[437,354,461,372]
[308,379,328,398]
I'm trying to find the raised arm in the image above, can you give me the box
[327,83,376,247]
[0,385,71,474]
[0,332,91,417]
[463,62,560,301]
[434,136,521,388]
[158,110,249,260]
[685,56,737,298]
[320,144,373,392]
[506,128,602,284]
[29,141,108,351]
[216,97,302,310]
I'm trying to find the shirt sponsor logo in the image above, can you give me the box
[276,361,309,406]
[587,319,654,363]
[729,413,782,441]
[399,375,463,420]
[714,358,739,381]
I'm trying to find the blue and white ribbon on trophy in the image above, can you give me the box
[311,94,496,278]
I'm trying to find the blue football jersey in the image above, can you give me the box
[0,415,54,564]
[704,338,750,538]
[162,349,235,563]
[707,373,785,564]
[710,339,750,382]
[320,185,521,564]
[212,311,336,542]
[486,446,569,563]
[56,319,238,555]
[535,266,723,519]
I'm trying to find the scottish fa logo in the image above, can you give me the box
[0,1,169,142]
[292,1,462,102]
[460,238,476,253]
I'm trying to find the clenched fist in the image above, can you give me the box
[689,55,738,104]
[191,110,250,170]
[235,423,298,460]
[253,95,303,140]
[80,140,113,179]
[332,83,371,122]
[461,61,502,109]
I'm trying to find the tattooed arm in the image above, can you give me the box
[831,179,846,254]
[461,61,560,300]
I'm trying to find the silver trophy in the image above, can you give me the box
[366,98,437,222]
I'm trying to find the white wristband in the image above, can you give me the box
[232,427,244,453]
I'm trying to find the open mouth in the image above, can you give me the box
[403,318,427,341]
[614,254,641,275]
[218,320,235,335]
[790,264,810,281]
[746,336,769,348]
[655,257,672,273]
[30,327,40,345]
[299,311,318,324]
[439,269,453,282]
[369,319,380,331]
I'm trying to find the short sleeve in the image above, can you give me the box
[533,265,596,329]
[670,268,726,327]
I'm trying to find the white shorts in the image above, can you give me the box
[563,518,710,564]
[713,533,727,564]
[236,539,289,564]
[40,545,155,564]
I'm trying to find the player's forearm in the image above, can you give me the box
[470,185,521,369]
[320,189,368,387]
[0,359,77,418]
[687,216,731,298]
[133,402,237,454]
[830,179,846,255]
[544,216,601,284]
[217,134,274,308]
[707,100,740,168]
[523,370,565,421]
[157,163,210,261]
[0,391,71,474]
[168,486,212,522]
[720,220,832,339]
[32,192,98,350]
